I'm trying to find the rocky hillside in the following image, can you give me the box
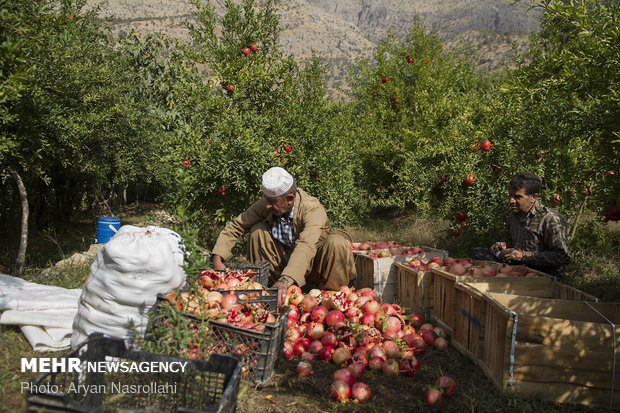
[85,0,541,92]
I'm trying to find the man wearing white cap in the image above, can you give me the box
[211,167,356,300]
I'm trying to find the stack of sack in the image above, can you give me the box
[71,225,186,348]
[0,225,186,351]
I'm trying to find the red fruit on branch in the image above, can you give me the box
[464,174,476,185]
[407,58,413,63]
[381,76,388,83]
[452,228,460,236]
[437,175,447,187]
[283,144,292,153]
[605,171,616,178]
[456,211,467,222]
[549,193,561,205]
[478,139,492,151]
[250,44,258,52]
[182,159,191,167]
[242,46,251,55]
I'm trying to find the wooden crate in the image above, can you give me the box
[452,280,598,364]
[429,266,553,335]
[480,292,618,408]
[394,262,433,319]
[354,246,447,303]
[353,253,405,303]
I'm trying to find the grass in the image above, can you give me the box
[0,206,618,411]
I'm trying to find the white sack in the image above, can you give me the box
[0,273,82,352]
[71,225,186,349]
[21,325,73,352]
[0,273,81,310]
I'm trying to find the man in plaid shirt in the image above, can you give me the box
[470,172,571,279]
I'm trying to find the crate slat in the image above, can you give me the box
[470,289,618,408]
[509,381,617,408]
[394,262,433,318]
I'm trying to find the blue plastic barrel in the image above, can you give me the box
[96,217,121,244]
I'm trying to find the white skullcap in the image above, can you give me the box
[262,167,294,197]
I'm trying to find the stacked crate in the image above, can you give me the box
[459,287,617,408]
[354,246,447,303]
[429,264,554,335]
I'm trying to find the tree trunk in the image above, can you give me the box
[7,166,28,277]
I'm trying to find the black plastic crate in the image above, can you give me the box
[149,288,289,386]
[26,334,241,413]
[197,260,270,289]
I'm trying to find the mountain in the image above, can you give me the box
[84,0,541,92]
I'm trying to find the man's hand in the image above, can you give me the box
[211,254,226,271]
[273,280,288,307]
[499,248,523,262]
[273,275,296,307]
[490,242,507,255]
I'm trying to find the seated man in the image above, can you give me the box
[470,172,571,279]
[211,167,356,299]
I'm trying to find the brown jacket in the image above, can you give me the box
[211,188,333,284]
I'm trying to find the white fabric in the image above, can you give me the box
[71,225,186,349]
[262,166,294,197]
[0,273,82,352]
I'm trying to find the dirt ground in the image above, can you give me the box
[235,345,599,413]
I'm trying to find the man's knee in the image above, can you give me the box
[249,221,270,238]
[325,233,348,247]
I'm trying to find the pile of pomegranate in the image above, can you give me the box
[352,240,428,257]
[164,289,276,328]
[407,256,543,278]
[438,258,542,278]
[283,285,449,403]
[408,255,445,271]
[196,268,263,290]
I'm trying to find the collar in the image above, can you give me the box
[518,200,544,223]
[529,201,545,216]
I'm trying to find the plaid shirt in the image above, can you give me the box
[507,201,571,277]
[272,202,295,247]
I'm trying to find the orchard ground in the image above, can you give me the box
[0,204,618,412]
